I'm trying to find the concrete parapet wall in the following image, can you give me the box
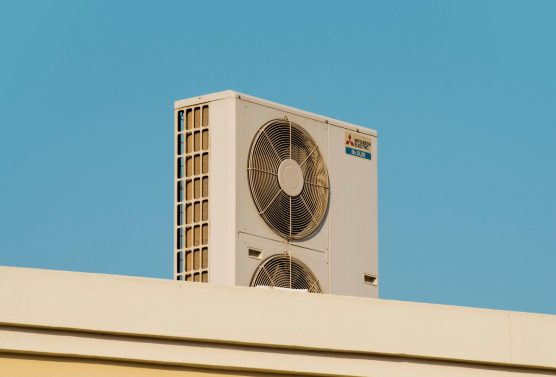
[1,267,555,376]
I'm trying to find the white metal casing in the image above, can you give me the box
[174,90,378,298]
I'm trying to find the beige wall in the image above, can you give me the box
[2,351,556,377]
[0,354,278,377]
[1,267,555,376]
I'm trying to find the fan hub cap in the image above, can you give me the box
[277,159,304,197]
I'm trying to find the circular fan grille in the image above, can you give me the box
[247,119,329,240]
[250,254,322,293]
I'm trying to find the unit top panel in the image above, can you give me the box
[175,90,377,137]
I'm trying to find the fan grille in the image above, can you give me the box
[250,254,322,293]
[247,119,329,240]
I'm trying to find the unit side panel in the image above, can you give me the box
[174,98,237,285]
[328,126,378,298]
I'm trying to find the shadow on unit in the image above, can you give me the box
[174,91,378,298]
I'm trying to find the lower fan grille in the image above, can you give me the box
[250,254,322,293]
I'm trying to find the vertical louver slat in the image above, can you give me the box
[175,105,209,282]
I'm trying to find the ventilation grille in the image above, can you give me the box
[247,119,329,240]
[175,105,209,282]
[250,254,322,293]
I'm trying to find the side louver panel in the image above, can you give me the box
[175,105,209,282]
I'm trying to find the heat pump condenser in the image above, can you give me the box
[174,91,378,298]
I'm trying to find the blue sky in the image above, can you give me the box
[1,1,554,314]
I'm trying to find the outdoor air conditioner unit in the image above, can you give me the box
[173,91,378,298]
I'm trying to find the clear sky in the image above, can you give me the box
[1,1,555,314]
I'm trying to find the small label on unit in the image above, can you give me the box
[345,131,372,160]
